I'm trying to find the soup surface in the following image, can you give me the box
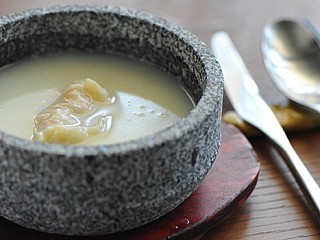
[0,53,194,145]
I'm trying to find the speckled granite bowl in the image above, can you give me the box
[0,5,223,236]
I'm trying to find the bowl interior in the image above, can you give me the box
[0,5,220,156]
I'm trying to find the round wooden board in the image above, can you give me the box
[0,123,260,240]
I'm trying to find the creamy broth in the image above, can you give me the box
[0,53,194,145]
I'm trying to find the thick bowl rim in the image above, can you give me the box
[0,4,223,156]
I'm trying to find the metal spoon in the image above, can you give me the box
[261,19,320,115]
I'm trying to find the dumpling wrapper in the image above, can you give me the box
[32,78,112,144]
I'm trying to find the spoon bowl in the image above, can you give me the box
[261,19,320,114]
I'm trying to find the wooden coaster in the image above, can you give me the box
[0,123,260,240]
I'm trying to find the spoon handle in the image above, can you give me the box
[269,129,320,224]
[211,31,320,224]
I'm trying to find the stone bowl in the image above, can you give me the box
[0,5,223,236]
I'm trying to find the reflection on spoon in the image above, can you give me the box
[261,19,320,114]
